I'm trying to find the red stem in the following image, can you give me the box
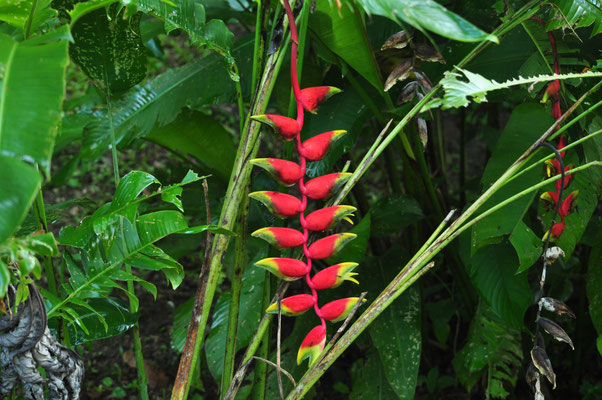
[283,0,325,329]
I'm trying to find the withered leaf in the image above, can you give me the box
[531,346,556,389]
[381,30,412,50]
[414,69,433,93]
[417,117,428,149]
[384,58,414,92]
[539,297,575,318]
[398,81,418,104]
[414,43,445,64]
[537,317,574,349]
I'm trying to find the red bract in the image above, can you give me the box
[305,173,352,200]
[545,80,560,99]
[266,294,314,316]
[311,262,359,290]
[320,297,363,322]
[559,190,578,218]
[540,191,559,212]
[255,257,308,281]
[251,227,304,249]
[250,158,303,186]
[301,130,347,161]
[304,206,356,231]
[308,233,357,259]
[300,86,341,114]
[557,135,566,158]
[250,114,299,141]
[249,191,302,218]
[297,325,326,366]
[543,220,565,241]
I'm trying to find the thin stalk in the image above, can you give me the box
[220,188,250,397]
[171,24,291,400]
[234,62,246,135]
[250,273,271,400]
[286,0,311,117]
[251,0,264,91]
[33,190,58,298]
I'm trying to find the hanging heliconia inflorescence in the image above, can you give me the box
[248,0,362,367]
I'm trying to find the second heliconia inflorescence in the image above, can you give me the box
[247,0,364,367]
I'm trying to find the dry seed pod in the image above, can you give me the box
[531,346,556,389]
[414,43,445,63]
[413,69,433,93]
[384,58,414,91]
[536,317,574,350]
[381,30,412,50]
[417,117,428,149]
[397,81,418,104]
[538,297,575,318]
[544,246,565,265]
[525,361,539,393]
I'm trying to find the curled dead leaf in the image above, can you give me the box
[539,297,575,318]
[536,317,574,350]
[384,58,414,91]
[381,30,412,50]
[531,346,556,389]
[414,43,445,63]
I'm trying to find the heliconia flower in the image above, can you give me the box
[552,101,562,121]
[301,130,347,162]
[542,219,565,242]
[308,233,357,259]
[266,294,314,316]
[299,86,341,114]
[544,159,561,178]
[250,158,303,186]
[559,190,579,218]
[297,325,326,366]
[305,172,352,200]
[251,227,304,249]
[255,257,308,281]
[542,80,560,103]
[320,297,364,322]
[304,206,356,231]
[540,191,559,212]
[311,262,359,290]
[249,191,302,218]
[552,165,574,192]
[250,114,299,141]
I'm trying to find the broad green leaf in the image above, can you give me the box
[453,303,522,395]
[349,349,398,399]
[0,32,68,174]
[65,298,138,345]
[586,229,602,356]
[131,0,233,55]
[147,110,236,182]
[69,4,147,94]
[548,0,602,35]
[370,195,423,237]
[204,244,267,381]
[471,104,553,255]
[68,0,119,25]
[510,221,542,274]
[0,260,9,296]
[467,243,531,329]
[364,247,421,400]
[0,156,42,243]
[27,232,59,256]
[309,1,383,91]
[111,171,158,211]
[356,0,498,43]
[0,0,56,35]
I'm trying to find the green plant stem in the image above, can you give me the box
[220,189,250,397]
[251,273,271,400]
[171,25,290,400]
[251,0,267,91]
[33,189,58,298]
[234,62,246,135]
[520,21,555,75]
[286,0,311,117]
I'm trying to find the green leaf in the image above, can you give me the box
[147,110,236,182]
[453,303,522,395]
[370,195,423,238]
[0,32,69,174]
[131,0,233,55]
[510,221,542,274]
[349,349,398,399]
[112,171,158,210]
[69,4,147,94]
[363,247,421,400]
[548,0,602,35]
[204,251,267,381]
[355,0,498,43]
[27,232,59,257]
[0,260,9,296]
[428,68,602,110]
[65,298,139,345]
[586,227,602,355]
[471,104,553,255]
[309,1,383,91]
[0,0,56,35]
[467,242,531,329]
[0,156,42,243]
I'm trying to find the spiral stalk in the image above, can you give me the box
[249,0,362,367]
